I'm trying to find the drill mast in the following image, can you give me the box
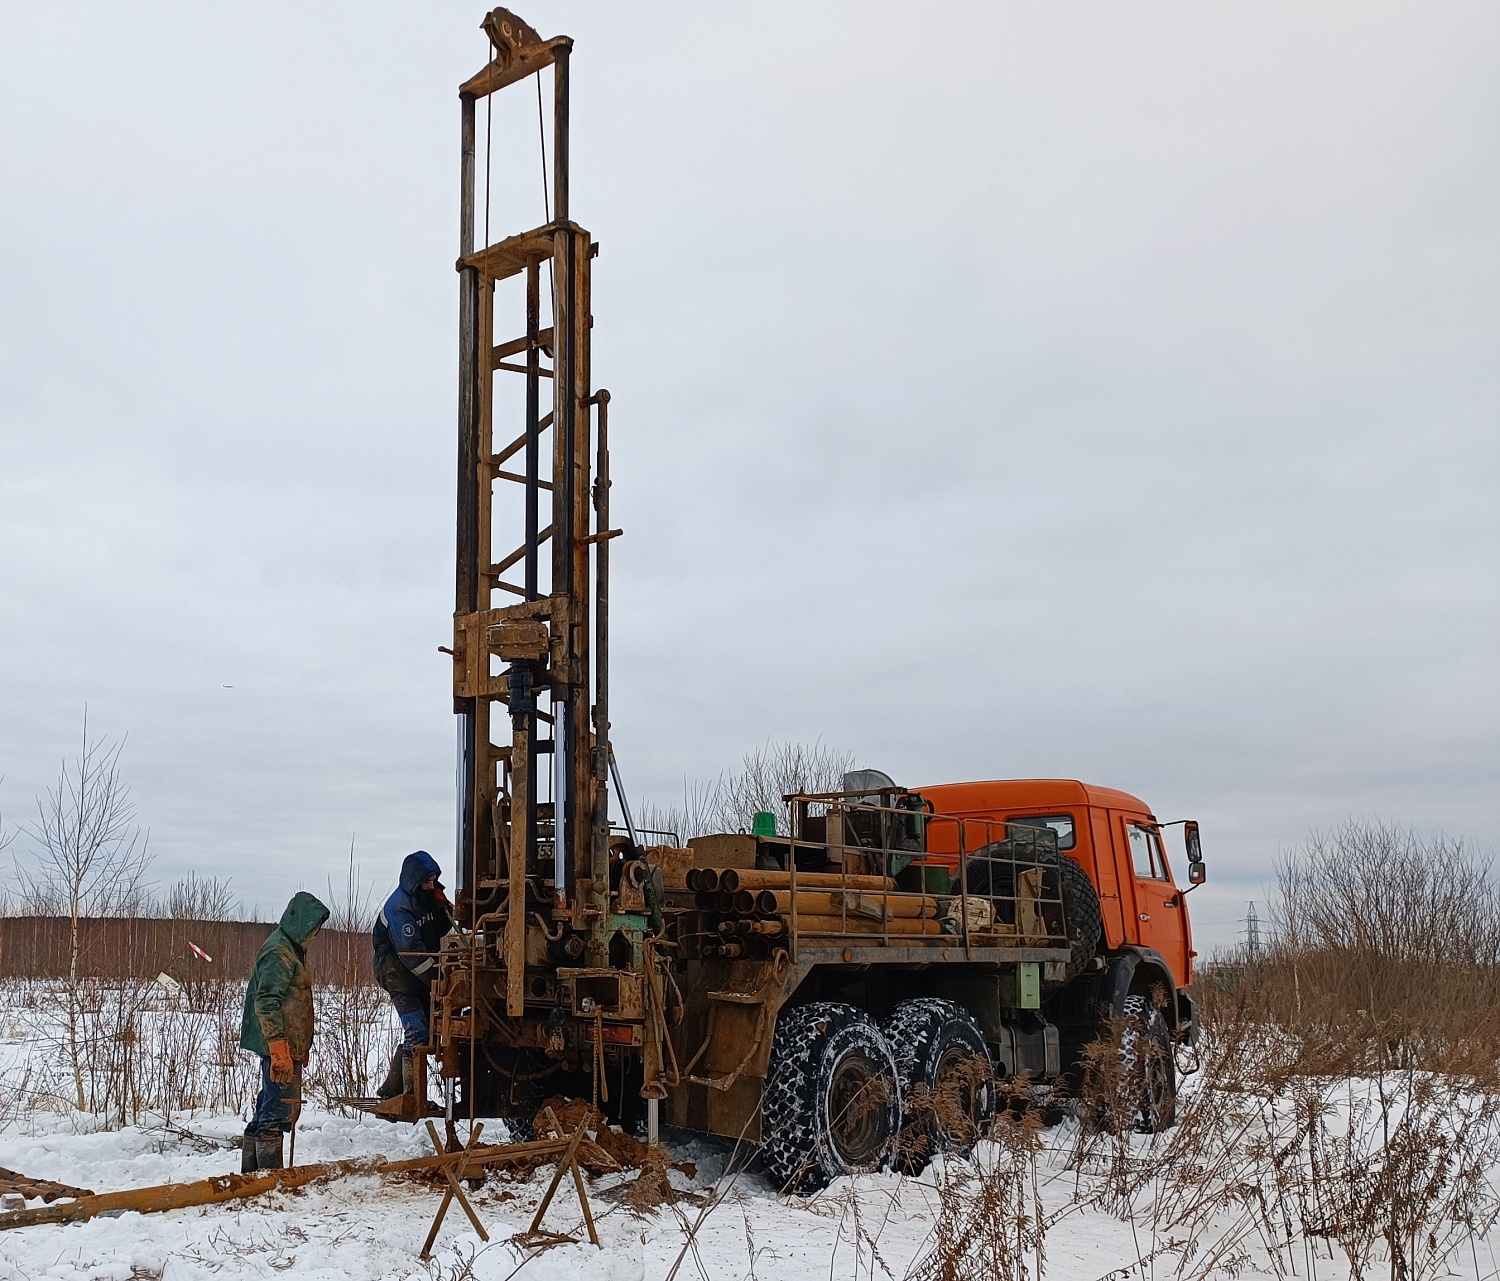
[451,9,615,1016]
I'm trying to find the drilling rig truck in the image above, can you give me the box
[404,9,1206,1193]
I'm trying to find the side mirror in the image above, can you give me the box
[1184,820,1202,863]
[1188,861,1206,885]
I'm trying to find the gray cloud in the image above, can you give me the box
[1,2,1495,947]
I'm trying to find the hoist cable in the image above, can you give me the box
[536,71,551,223]
[484,88,493,251]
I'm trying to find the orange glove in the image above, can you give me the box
[268,1039,294,1084]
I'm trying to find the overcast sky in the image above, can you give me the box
[1,2,1495,946]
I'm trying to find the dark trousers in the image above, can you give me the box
[247,1055,302,1137]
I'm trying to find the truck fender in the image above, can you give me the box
[1102,946,1177,1027]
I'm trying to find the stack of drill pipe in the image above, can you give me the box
[793,915,945,936]
[697,887,939,919]
[684,865,953,952]
[683,867,899,894]
[764,890,939,919]
[718,868,897,893]
[718,918,788,938]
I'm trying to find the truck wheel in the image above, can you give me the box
[966,846,1102,982]
[761,1002,901,1194]
[1119,994,1176,1133]
[881,999,995,1172]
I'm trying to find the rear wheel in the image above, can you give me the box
[881,999,995,1172]
[761,1002,901,1193]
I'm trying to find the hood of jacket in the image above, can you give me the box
[399,850,442,894]
[277,891,330,949]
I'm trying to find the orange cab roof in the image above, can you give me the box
[916,778,1154,818]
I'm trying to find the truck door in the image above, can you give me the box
[1120,817,1189,989]
[1085,808,1126,948]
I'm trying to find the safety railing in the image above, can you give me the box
[678,791,1073,963]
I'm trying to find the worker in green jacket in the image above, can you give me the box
[239,891,329,1173]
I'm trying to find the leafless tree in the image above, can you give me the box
[637,740,856,842]
[715,739,855,834]
[635,776,724,845]
[15,713,153,1109]
[167,871,237,923]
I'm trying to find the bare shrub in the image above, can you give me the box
[164,872,239,1012]
[636,777,721,846]
[1212,821,1500,1079]
[305,846,391,1108]
[639,740,855,842]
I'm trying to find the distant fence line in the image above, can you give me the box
[0,916,371,982]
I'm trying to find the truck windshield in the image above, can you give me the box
[1008,814,1075,851]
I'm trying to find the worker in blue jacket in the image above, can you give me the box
[371,850,453,1099]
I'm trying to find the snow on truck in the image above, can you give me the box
[392,9,1208,1191]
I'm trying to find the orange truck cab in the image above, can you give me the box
[920,778,1203,1047]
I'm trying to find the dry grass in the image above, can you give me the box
[905,1088,1047,1281]
[897,821,1500,1281]
[1049,820,1500,1281]
[1210,820,1500,1082]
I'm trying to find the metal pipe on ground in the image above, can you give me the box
[0,1135,613,1232]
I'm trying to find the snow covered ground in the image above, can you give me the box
[0,1106,1200,1281]
[3,983,1500,1281]
[0,1097,1497,1281]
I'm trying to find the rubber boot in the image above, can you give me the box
[375,1049,406,1100]
[254,1132,284,1171]
[400,1052,415,1098]
[240,1127,258,1174]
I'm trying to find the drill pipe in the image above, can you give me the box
[718,869,896,893]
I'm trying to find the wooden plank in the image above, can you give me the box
[518,1108,595,1247]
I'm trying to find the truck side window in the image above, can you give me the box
[1127,824,1165,880]
[1008,814,1075,851]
